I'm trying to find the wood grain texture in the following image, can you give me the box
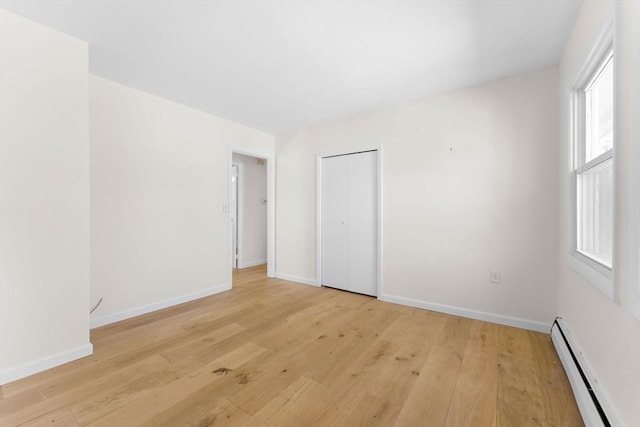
[0,265,583,426]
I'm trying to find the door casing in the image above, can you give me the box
[231,164,239,269]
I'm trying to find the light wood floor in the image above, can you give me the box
[0,265,583,426]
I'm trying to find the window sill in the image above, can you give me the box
[568,251,615,301]
[575,249,612,270]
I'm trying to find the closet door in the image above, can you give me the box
[321,151,377,296]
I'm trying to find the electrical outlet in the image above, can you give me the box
[490,271,501,284]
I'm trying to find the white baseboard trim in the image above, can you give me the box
[551,318,619,427]
[274,272,319,287]
[378,293,551,333]
[238,259,267,269]
[0,343,93,385]
[90,283,231,329]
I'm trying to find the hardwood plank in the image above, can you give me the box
[141,395,253,427]
[18,408,79,427]
[69,354,204,425]
[498,325,534,358]
[340,392,402,427]
[0,389,45,420]
[444,320,499,427]
[394,316,472,426]
[529,331,584,426]
[252,375,330,425]
[496,326,547,427]
[335,310,446,408]
[496,352,546,427]
[87,342,267,427]
[1,355,169,426]
[227,306,363,415]
[0,356,102,400]
[153,322,246,363]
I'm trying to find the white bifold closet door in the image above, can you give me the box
[321,150,377,296]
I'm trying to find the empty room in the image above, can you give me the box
[0,1,638,426]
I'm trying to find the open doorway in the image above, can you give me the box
[232,153,267,269]
[229,147,275,287]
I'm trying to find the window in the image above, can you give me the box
[572,49,614,294]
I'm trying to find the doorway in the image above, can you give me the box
[232,153,267,270]
[229,147,275,287]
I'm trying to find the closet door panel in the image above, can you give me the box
[347,151,377,296]
[321,156,349,290]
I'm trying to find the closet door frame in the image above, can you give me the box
[315,145,383,297]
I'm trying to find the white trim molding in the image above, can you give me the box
[275,272,319,287]
[90,283,230,329]
[0,343,93,385]
[379,293,550,333]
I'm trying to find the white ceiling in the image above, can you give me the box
[0,0,581,134]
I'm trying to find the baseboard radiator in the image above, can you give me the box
[551,318,615,427]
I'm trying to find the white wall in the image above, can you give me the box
[0,10,91,383]
[90,76,274,327]
[276,66,559,330]
[232,153,267,268]
[558,1,640,425]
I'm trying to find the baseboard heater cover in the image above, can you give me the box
[551,318,616,427]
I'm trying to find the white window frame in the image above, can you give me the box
[569,36,615,301]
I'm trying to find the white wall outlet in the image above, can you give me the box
[490,271,501,284]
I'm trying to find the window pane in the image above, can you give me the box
[577,158,613,267]
[585,56,613,162]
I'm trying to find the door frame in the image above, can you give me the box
[315,145,383,297]
[231,163,240,269]
[229,146,275,286]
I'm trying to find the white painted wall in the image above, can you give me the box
[558,1,640,425]
[0,10,91,383]
[232,153,267,268]
[276,66,559,330]
[90,76,274,327]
